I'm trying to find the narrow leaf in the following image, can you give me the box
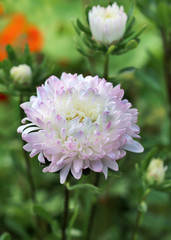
[66,183,100,193]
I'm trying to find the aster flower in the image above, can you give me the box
[88,3,127,45]
[10,64,32,88]
[146,158,167,185]
[18,73,143,184]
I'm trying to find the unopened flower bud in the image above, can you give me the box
[10,64,32,88]
[88,2,127,45]
[146,158,167,184]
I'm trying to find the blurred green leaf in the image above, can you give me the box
[118,66,137,74]
[136,70,162,92]
[0,233,11,240]
[33,204,53,224]
[66,183,100,193]
[142,147,158,170]
[6,45,18,65]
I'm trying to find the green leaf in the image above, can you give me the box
[153,180,171,193]
[76,47,93,58]
[108,170,123,178]
[51,220,60,237]
[127,0,135,21]
[76,19,91,35]
[136,70,161,92]
[33,204,53,224]
[80,32,95,49]
[134,25,147,39]
[72,20,81,36]
[125,17,135,37]
[0,233,11,240]
[66,183,100,193]
[6,45,18,64]
[118,66,137,74]
[142,147,158,170]
[85,5,92,24]
[23,44,33,67]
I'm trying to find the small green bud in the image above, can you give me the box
[125,40,138,51]
[10,64,32,88]
[138,201,148,213]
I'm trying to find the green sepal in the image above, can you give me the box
[6,45,18,65]
[76,19,91,36]
[152,180,171,193]
[106,45,115,55]
[124,39,138,51]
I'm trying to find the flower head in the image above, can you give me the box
[88,2,127,45]
[146,158,167,184]
[10,64,32,88]
[18,73,143,184]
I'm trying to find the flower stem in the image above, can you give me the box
[130,188,150,240]
[20,95,36,203]
[85,173,100,240]
[62,184,69,240]
[160,27,171,144]
[19,96,43,240]
[104,55,110,80]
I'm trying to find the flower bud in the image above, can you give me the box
[146,158,167,184]
[88,2,127,45]
[10,64,32,88]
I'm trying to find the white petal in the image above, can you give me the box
[102,166,108,179]
[73,159,83,173]
[90,160,103,172]
[38,152,45,164]
[71,168,82,180]
[122,140,144,153]
[103,159,118,171]
[60,163,72,184]
[23,143,32,152]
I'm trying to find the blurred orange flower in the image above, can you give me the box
[0,4,43,101]
[0,7,43,61]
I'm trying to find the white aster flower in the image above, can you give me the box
[146,158,167,184]
[88,2,127,45]
[10,64,32,88]
[18,73,143,184]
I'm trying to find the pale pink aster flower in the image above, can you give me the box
[18,73,143,184]
[88,3,127,45]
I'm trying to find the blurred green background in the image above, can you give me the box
[0,0,171,240]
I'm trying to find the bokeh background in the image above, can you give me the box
[0,0,171,239]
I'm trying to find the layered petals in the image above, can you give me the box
[18,73,143,183]
[88,2,127,45]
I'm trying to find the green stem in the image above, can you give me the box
[62,184,69,240]
[85,174,100,240]
[160,27,171,144]
[20,95,36,203]
[68,190,79,240]
[130,188,151,240]
[19,95,43,240]
[104,55,110,81]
